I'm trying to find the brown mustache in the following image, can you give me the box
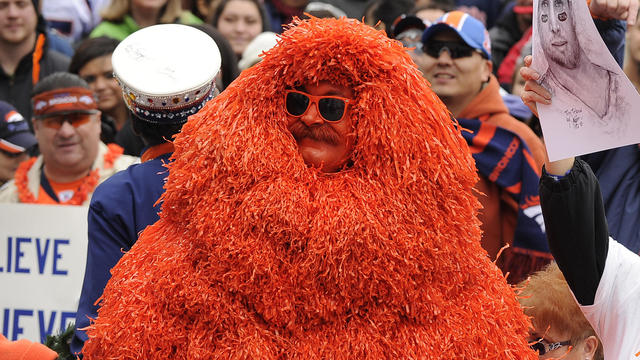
[289,121,341,146]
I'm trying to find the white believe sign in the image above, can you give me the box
[0,203,88,343]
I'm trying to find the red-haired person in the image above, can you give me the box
[518,263,603,359]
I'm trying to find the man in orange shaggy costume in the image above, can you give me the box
[82,17,537,359]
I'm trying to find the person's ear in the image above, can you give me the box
[582,335,599,358]
[483,58,493,83]
[31,117,39,135]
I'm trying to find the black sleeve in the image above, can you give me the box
[539,159,609,305]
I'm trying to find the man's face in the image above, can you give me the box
[0,149,28,182]
[78,55,124,114]
[0,0,37,45]
[539,0,580,68]
[421,29,492,111]
[286,81,356,173]
[33,111,102,176]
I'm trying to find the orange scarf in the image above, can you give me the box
[15,144,123,205]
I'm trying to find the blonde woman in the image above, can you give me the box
[90,0,202,40]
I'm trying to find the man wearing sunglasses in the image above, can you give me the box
[81,17,538,359]
[0,72,137,205]
[421,11,548,283]
[285,85,355,173]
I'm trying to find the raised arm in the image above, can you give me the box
[520,57,608,305]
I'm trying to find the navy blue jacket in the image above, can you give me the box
[71,152,172,356]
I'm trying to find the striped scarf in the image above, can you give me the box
[458,118,550,272]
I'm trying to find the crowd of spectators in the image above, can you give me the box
[0,0,638,358]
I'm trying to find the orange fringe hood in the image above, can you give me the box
[83,18,535,359]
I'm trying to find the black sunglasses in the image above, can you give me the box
[284,90,352,122]
[424,40,484,59]
[530,339,571,355]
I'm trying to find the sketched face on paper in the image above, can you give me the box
[538,0,580,68]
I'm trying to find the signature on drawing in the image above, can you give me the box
[564,108,583,129]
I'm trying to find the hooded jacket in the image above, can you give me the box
[82,18,536,359]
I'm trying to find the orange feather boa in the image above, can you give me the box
[83,18,536,359]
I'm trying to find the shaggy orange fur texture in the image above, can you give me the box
[83,17,536,359]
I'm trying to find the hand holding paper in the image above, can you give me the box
[520,57,576,175]
[520,55,551,118]
[530,0,640,161]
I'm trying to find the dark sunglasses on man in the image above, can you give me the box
[424,40,487,60]
[284,90,352,122]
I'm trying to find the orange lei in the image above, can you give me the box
[15,144,124,205]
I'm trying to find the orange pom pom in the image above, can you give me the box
[83,18,536,359]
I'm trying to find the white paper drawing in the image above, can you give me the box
[531,0,640,161]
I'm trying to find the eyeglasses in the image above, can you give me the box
[397,29,425,52]
[37,112,97,130]
[424,41,485,59]
[530,339,571,355]
[284,89,352,122]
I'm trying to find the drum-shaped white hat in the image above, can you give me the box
[112,24,222,124]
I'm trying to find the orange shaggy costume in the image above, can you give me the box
[82,18,536,359]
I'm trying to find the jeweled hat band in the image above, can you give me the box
[117,76,215,124]
[32,87,98,117]
[125,82,216,124]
